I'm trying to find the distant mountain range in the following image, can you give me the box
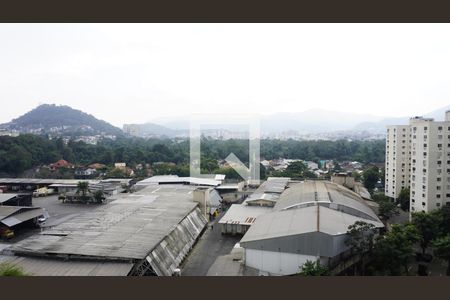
[352,105,450,134]
[0,104,123,136]
[144,105,450,137]
[2,103,449,140]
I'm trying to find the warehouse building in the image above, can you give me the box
[7,184,208,276]
[237,180,383,276]
[0,178,99,192]
[219,178,289,235]
[134,175,222,188]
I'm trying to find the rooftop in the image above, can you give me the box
[240,180,384,244]
[2,256,133,276]
[135,175,221,187]
[11,185,202,261]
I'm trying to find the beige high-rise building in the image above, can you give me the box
[385,111,450,213]
[385,125,411,199]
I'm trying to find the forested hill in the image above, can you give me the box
[2,104,123,136]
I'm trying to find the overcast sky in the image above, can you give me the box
[0,23,449,127]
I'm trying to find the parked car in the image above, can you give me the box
[0,227,14,239]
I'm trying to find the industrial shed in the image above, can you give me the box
[0,206,45,228]
[219,178,289,235]
[219,205,270,235]
[10,184,208,276]
[239,180,384,276]
[0,193,32,206]
[134,175,221,188]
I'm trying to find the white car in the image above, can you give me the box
[37,215,47,223]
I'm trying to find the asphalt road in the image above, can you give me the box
[180,211,241,276]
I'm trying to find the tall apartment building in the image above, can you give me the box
[385,125,411,199]
[385,111,450,213]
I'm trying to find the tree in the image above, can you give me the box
[362,166,380,192]
[76,181,89,202]
[93,190,105,204]
[377,198,399,222]
[332,162,342,172]
[0,263,27,276]
[397,187,410,211]
[298,260,329,276]
[411,211,442,255]
[346,221,376,275]
[439,203,450,236]
[352,171,362,182]
[373,224,419,275]
[277,161,317,179]
[106,168,127,178]
[432,235,450,276]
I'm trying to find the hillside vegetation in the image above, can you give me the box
[2,104,123,136]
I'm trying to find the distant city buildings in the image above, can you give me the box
[385,110,450,213]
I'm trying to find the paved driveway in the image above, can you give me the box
[180,211,241,276]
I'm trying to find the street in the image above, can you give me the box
[180,210,241,276]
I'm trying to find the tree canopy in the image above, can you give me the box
[0,135,386,177]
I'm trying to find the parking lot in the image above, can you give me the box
[32,195,102,227]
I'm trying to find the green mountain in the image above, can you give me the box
[2,104,123,136]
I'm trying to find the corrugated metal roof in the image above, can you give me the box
[219,204,271,225]
[1,207,44,227]
[11,185,204,261]
[239,180,384,245]
[0,178,99,185]
[136,176,221,187]
[240,204,384,244]
[3,256,133,276]
[0,193,18,203]
[256,178,289,194]
[0,206,20,219]
[273,181,379,220]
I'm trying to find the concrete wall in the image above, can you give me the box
[244,248,325,275]
[241,232,349,258]
[221,222,250,235]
